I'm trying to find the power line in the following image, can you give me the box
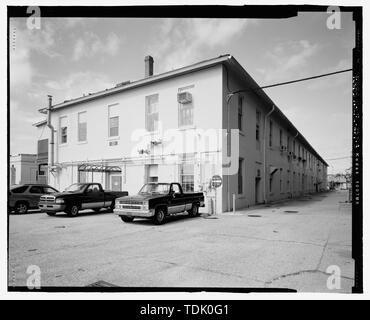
[325,156,352,161]
[230,68,352,95]
[260,68,352,90]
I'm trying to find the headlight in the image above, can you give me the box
[55,198,65,204]
[142,201,149,210]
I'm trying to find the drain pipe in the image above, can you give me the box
[47,95,55,167]
[263,104,275,204]
[292,131,299,196]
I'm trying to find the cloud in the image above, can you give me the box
[148,19,256,72]
[10,18,61,88]
[72,32,121,61]
[257,40,320,83]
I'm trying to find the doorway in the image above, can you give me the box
[255,177,262,204]
[110,174,122,191]
[145,164,158,183]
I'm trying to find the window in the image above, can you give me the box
[78,112,87,142]
[256,110,261,141]
[11,186,28,193]
[146,94,159,132]
[178,89,194,127]
[86,184,102,193]
[287,136,291,152]
[43,187,58,194]
[238,158,244,194]
[269,120,273,147]
[238,95,243,132]
[108,104,119,137]
[29,186,43,194]
[179,155,194,192]
[279,129,283,147]
[293,140,296,155]
[60,116,68,144]
[171,184,181,194]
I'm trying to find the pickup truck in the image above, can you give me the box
[38,183,128,217]
[114,182,205,224]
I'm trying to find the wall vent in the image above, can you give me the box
[109,141,118,146]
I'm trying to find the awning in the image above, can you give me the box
[78,164,122,173]
[269,166,279,175]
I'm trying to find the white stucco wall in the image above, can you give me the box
[47,65,224,212]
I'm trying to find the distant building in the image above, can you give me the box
[9,154,38,186]
[35,54,328,212]
[33,120,49,184]
[328,174,349,190]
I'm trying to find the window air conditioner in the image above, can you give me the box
[177,92,192,104]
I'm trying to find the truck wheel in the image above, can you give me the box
[153,208,166,225]
[93,208,100,213]
[189,203,199,217]
[46,212,56,216]
[15,201,28,214]
[120,216,134,223]
[67,205,79,217]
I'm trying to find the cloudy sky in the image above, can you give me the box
[9,12,354,173]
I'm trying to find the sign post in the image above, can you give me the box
[210,175,222,217]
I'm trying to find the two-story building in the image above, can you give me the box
[36,54,328,213]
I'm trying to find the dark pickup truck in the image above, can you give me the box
[39,183,128,217]
[114,182,205,224]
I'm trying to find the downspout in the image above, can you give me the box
[263,104,275,204]
[226,93,233,212]
[292,131,299,196]
[47,95,55,167]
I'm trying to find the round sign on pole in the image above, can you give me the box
[211,175,222,188]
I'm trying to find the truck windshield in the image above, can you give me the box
[64,183,85,192]
[139,183,170,195]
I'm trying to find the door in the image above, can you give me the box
[255,177,261,204]
[168,184,185,214]
[83,184,104,209]
[145,164,158,183]
[28,185,45,208]
[110,174,122,191]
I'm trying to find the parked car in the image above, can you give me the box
[38,182,128,217]
[9,184,59,214]
[114,182,205,224]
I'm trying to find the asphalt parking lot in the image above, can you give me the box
[8,190,353,292]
